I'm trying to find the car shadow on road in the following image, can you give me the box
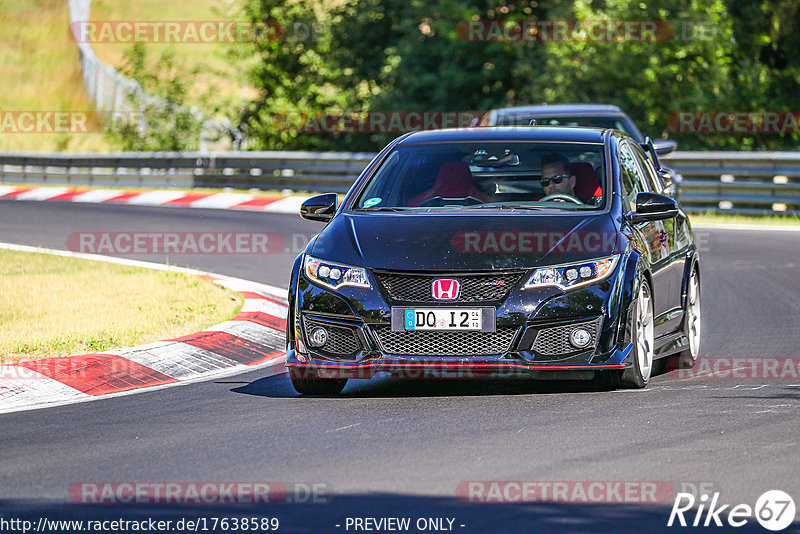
[228,372,622,399]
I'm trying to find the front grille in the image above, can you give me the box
[371,326,518,356]
[532,317,602,356]
[374,271,525,303]
[303,318,362,358]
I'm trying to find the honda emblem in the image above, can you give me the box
[432,279,460,300]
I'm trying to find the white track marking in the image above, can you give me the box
[190,193,252,209]
[0,366,87,410]
[109,341,245,380]
[241,298,289,318]
[0,242,289,300]
[15,187,69,201]
[255,196,306,213]
[0,185,20,197]
[123,190,186,205]
[213,277,287,299]
[205,321,286,347]
[71,189,127,203]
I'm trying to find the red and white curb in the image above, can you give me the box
[0,242,289,414]
[4,186,800,232]
[0,185,309,213]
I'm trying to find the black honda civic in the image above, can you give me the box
[285,126,701,395]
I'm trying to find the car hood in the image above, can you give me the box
[310,211,620,271]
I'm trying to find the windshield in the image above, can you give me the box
[497,115,634,137]
[353,141,606,211]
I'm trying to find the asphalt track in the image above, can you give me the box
[1,200,799,533]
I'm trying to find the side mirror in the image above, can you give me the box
[627,192,679,223]
[300,193,338,223]
[652,138,677,156]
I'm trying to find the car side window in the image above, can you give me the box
[630,144,664,194]
[618,143,646,212]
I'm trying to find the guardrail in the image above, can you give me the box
[1,150,799,214]
[0,151,374,193]
[662,152,800,215]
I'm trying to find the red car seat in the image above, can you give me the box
[572,162,603,202]
[409,161,490,207]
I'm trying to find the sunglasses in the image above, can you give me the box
[541,174,570,187]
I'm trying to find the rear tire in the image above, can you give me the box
[619,278,654,389]
[289,371,348,395]
[674,266,701,370]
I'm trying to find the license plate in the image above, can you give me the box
[404,308,482,331]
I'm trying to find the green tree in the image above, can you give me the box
[240,0,800,151]
[110,44,206,151]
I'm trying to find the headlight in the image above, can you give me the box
[304,255,372,290]
[525,255,620,291]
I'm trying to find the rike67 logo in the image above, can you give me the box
[668,490,796,531]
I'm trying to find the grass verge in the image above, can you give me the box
[0,249,241,363]
[0,0,121,152]
[89,0,255,116]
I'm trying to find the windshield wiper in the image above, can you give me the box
[462,204,544,211]
[354,206,410,212]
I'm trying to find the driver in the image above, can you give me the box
[541,154,577,198]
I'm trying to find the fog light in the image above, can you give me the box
[308,326,328,348]
[569,328,591,349]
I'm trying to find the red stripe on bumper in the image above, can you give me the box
[287,362,625,371]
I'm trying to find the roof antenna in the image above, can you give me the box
[529,119,537,126]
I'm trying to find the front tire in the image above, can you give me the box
[619,278,654,389]
[289,370,347,395]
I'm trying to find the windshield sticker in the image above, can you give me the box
[364,197,382,207]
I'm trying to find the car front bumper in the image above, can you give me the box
[286,343,634,380]
[288,256,636,380]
